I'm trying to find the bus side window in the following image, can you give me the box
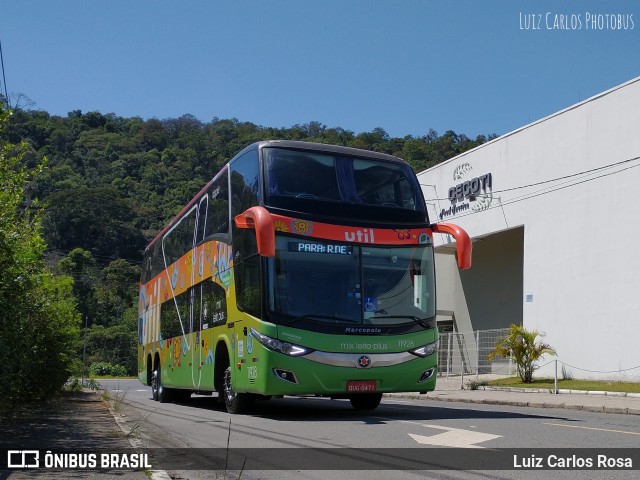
[198,196,209,244]
[230,149,260,262]
[142,250,153,284]
[199,280,227,327]
[230,149,262,318]
[152,242,164,279]
[205,169,230,241]
[230,150,261,218]
[160,294,185,340]
[235,255,261,318]
[163,207,197,267]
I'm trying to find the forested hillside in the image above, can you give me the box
[1,107,495,376]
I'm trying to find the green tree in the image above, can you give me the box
[488,324,557,383]
[43,186,146,262]
[85,315,138,375]
[95,258,140,328]
[0,108,80,414]
[58,248,99,325]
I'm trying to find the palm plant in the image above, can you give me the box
[488,324,556,383]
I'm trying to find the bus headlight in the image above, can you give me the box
[410,340,439,358]
[250,328,313,357]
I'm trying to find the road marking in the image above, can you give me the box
[402,421,501,448]
[544,423,640,436]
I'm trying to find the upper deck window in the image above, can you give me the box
[263,148,426,222]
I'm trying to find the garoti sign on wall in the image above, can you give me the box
[440,163,493,220]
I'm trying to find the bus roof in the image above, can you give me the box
[144,141,410,252]
[254,140,406,164]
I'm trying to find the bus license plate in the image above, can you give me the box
[347,380,377,393]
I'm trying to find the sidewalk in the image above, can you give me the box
[0,391,149,480]
[387,374,640,415]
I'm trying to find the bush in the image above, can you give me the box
[1,108,80,415]
[89,362,128,377]
[466,379,488,390]
[487,324,556,383]
[85,319,138,376]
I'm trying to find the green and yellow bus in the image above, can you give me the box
[138,140,471,413]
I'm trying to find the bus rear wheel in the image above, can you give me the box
[223,366,254,414]
[152,365,171,403]
[349,393,383,411]
[151,368,160,401]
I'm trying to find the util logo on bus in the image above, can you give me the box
[344,228,375,243]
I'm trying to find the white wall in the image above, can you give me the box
[419,77,640,381]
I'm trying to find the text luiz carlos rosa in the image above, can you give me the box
[514,454,632,469]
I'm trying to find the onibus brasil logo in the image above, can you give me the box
[6,450,151,469]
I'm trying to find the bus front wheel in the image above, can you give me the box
[223,366,254,414]
[349,393,383,411]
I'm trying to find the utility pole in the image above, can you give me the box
[82,315,89,384]
[0,37,9,108]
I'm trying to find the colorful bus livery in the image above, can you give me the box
[138,239,232,352]
[138,141,471,413]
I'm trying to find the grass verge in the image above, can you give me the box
[487,377,640,393]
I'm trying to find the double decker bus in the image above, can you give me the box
[138,141,471,413]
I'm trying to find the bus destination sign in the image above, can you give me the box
[288,241,353,255]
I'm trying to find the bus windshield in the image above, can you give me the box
[263,148,425,215]
[267,235,435,327]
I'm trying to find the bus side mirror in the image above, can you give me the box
[234,206,276,257]
[430,223,472,270]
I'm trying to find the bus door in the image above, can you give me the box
[189,196,210,389]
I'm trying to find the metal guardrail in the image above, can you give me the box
[438,328,640,384]
[438,328,515,378]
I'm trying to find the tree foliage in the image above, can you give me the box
[487,324,557,383]
[0,108,80,414]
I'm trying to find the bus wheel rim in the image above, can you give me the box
[224,368,236,404]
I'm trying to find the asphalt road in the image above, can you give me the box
[100,379,640,480]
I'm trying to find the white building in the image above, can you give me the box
[418,76,640,381]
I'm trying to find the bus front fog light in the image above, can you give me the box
[273,369,298,384]
[418,368,435,383]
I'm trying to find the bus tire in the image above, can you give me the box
[153,364,171,403]
[158,384,171,404]
[349,393,382,411]
[151,367,160,401]
[223,366,254,414]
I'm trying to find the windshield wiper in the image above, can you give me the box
[287,313,360,326]
[369,315,431,329]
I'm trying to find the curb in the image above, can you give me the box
[104,396,172,480]
[426,396,640,415]
[478,386,640,397]
[383,391,640,416]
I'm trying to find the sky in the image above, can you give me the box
[1,0,639,140]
